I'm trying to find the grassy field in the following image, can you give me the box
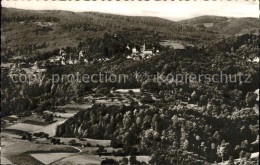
[6,154,45,165]
[54,154,150,165]
[114,89,141,93]
[6,123,44,132]
[160,40,187,49]
[54,154,103,165]
[3,129,32,136]
[33,118,67,137]
[44,110,77,119]
[57,104,92,111]
[58,137,111,147]
[0,156,13,164]
[23,119,49,126]
[2,99,150,165]
[2,135,78,156]
[31,153,76,164]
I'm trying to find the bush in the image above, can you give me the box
[101,159,119,165]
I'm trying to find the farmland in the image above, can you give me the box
[1,6,259,165]
[1,90,149,164]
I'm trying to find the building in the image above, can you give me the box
[126,44,130,50]
[141,43,146,53]
[78,50,84,61]
[132,47,137,54]
[143,50,153,55]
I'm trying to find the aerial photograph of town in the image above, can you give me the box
[1,1,259,165]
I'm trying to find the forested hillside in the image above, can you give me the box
[1,7,219,59]
[55,34,259,164]
[179,15,259,35]
[1,7,259,165]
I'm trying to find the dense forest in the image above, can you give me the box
[1,8,259,165]
[55,34,259,164]
[1,7,223,59]
[179,15,259,35]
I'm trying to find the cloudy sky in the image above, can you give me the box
[2,0,259,21]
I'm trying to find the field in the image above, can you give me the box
[31,153,76,164]
[33,118,67,137]
[1,132,80,164]
[0,156,13,164]
[6,123,44,132]
[1,91,149,165]
[160,40,186,49]
[58,137,111,147]
[23,119,49,126]
[53,154,150,165]
[6,154,45,165]
[57,104,92,111]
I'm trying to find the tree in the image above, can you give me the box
[228,156,235,165]
[44,114,54,123]
[101,159,119,165]
[128,90,135,96]
[95,145,106,155]
[245,92,257,107]
[129,156,138,165]
[121,157,128,165]
[69,139,77,145]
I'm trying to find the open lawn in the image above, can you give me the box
[2,136,78,157]
[57,104,92,111]
[6,123,44,132]
[115,89,141,93]
[53,154,107,165]
[31,153,76,164]
[58,137,111,147]
[33,118,67,137]
[0,156,13,164]
[160,40,186,49]
[53,154,150,165]
[23,119,49,126]
[7,154,45,165]
[44,110,77,119]
[3,129,31,136]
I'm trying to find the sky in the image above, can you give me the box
[2,0,259,21]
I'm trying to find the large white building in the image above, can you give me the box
[132,47,137,54]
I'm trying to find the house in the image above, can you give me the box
[73,60,79,64]
[31,61,39,70]
[143,50,153,55]
[59,49,65,55]
[10,63,18,71]
[78,50,84,61]
[141,43,146,53]
[61,60,66,65]
[67,57,74,65]
[126,44,130,50]
[132,47,137,54]
[55,56,62,62]
[20,62,28,68]
[84,58,89,64]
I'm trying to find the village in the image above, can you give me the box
[1,3,259,164]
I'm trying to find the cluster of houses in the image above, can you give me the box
[49,49,112,66]
[50,44,159,65]
[4,42,161,76]
[7,61,47,78]
[127,43,160,60]
[48,49,82,65]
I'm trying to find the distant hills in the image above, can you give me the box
[178,15,259,35]
[1,8,259,56]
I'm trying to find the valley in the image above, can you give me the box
[1,7,259,165]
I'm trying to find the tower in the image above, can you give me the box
[141,43,146,53]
